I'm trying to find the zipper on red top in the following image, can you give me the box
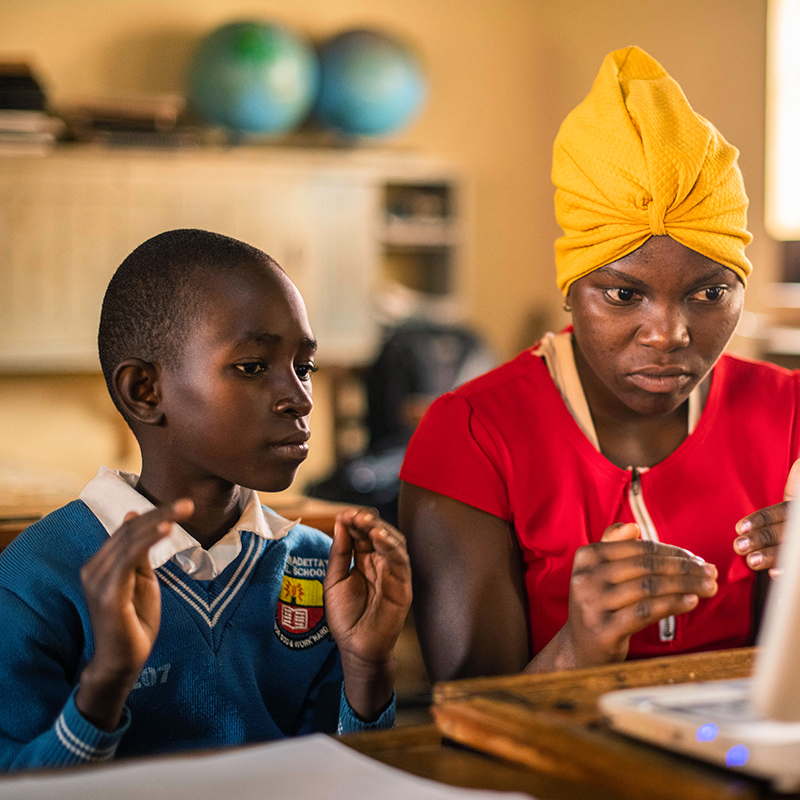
[629,466,675,643]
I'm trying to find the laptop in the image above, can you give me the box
[599,496,800,792]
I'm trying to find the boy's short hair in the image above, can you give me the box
[98,228,278,418]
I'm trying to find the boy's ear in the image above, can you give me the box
[113,359,165,426]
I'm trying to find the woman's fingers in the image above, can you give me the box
[785,459,800,500]
[567,536,717,664]
[598,592,701,641]
[572,543,716,609]
[735,501,788,572]
[593,561,717,611]
[574,536,707,571]
[600,522,640,542]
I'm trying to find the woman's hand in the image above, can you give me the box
[324,508,412,721]
[735,503,788,578]
[76,499,194,731]
[734,459,800,578]
[558,522,718,667]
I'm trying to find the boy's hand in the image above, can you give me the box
[560,523,717,667]
[323,508,412,722]
[76,499,193,732]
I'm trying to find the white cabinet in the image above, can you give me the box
[0,146,465,371]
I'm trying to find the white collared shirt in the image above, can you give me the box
[79,467,298,580]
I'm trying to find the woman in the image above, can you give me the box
[398,46,799,681]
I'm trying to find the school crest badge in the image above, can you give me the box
[274,556,330,649]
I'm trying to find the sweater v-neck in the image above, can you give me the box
[156,530,268,650]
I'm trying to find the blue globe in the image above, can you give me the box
[187,21,319,135]
[315,29,427,137]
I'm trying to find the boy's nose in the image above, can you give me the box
[274,382,313,418]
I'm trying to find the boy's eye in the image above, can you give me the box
[604,288,639,304]
[295,362,318,381]
[235,362,266,376]
[690,286,727,302]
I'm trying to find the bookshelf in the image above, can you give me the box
[0,144,468,372]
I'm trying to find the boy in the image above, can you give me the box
[0,229,411,770]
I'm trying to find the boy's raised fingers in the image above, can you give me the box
[324,518,356,586]
[362,513,405,547]
[366,522,410,569]
[334,507,401,550]
[334,507,380,531]
[94,499,194,568]
[117,498,192,539]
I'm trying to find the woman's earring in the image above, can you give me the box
[563,299,572,312]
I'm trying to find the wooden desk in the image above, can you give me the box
[341,724,627,800]
[0,517,39,552]
[343,648,798,800]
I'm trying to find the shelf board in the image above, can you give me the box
[380,217,458,248]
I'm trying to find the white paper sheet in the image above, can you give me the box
[0,734,534,800]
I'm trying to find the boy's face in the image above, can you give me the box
[155,261,317,494]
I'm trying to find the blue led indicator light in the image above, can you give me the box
[696,723,719,742]
[725,744,750,767]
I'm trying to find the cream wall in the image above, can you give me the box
[0,0,775,491]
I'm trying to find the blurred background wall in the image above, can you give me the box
[0,0,774,495]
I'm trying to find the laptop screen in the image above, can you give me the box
[752,495,800,721]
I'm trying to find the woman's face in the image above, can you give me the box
[568,236,744,420]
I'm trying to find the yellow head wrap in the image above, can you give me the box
[553,46,752,296]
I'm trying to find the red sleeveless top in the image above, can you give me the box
[400,350,800,658]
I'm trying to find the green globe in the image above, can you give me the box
[187,21,319,135]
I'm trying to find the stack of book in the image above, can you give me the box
[61,94,199,148]
[0,62,64,156]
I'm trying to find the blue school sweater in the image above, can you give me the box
[0,501,393,771]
